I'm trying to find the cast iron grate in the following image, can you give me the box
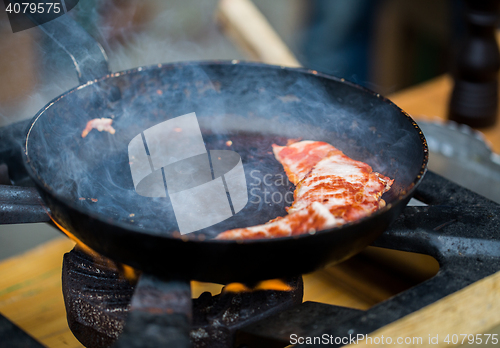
[237,171,500,347]
[1,170,499,347]
[57,171,500,348]
[62,247,303,348]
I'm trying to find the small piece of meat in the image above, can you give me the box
[216,202,343,240]
[81,118,116,138]
[272,141,337,184]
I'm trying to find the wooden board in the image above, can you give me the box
[0,238,82,348]
[353,270,500,348]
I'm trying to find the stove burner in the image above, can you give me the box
[62,247,303,348]
[61,172,500,348]
[62,247,133,348]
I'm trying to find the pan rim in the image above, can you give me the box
[23,60,429,244]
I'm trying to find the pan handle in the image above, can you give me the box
[35,14,110,84]
[0,185,51,224]
[0,15,111,224]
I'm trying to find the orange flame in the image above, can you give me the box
[50,216,140,283]
[223,279,292,293]
[223,283,251,293]
[255,279,292,291]
[50,218,293,292]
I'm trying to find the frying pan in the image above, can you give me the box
[2,16,427,284]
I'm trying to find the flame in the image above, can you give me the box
[255,279,292,291]
[223,283,251,293]
[117,263,141,283]
[49,220,292,291]
[223,279,292,293]
[50,216,99,258]
[50,216,140,283]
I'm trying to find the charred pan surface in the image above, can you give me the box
[62,247,303,348]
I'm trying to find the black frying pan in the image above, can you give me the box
[3,16,427,283]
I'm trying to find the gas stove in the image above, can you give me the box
[62,247,303,348]
[1,142,500,348]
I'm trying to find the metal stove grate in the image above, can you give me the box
[1,171,499,347]
[56,171,500,348]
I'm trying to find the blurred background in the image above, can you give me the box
[0,0,461,127]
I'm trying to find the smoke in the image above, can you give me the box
[3,1,426,240]
[0,0,242,127]
[23,58,426,241]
